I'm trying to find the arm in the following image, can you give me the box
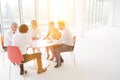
[43,29,50,39]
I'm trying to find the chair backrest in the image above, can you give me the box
[73,35,76,45]
[7,46,24,64]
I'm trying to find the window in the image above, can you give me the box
[1,0,20,28]
[22,0,35,25]
[38,0,48,24]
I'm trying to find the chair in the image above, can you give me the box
[72,36,76,66]
[70,47,76,66]
[62,36,76,66]
[7,46,24,80]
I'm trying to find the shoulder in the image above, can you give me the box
[5,30,12,37]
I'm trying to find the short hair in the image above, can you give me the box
[57,20,65,26]
[11,22,18,27]
[19,24,28,33]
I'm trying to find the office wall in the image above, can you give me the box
[113,0,120,27]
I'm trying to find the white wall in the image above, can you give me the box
[113,0,120,27]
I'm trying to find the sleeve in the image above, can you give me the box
[55,30,66,44]
[27,34,34,47]
[4,32,11,46]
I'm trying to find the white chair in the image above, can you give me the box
[62,36,76,66]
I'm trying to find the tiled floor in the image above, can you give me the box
[0,26,120,80]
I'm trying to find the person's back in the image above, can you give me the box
[12,24,47,75]
[12,32,32,54]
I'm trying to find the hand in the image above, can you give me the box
[32,37,39,40]
[47,38,53,43]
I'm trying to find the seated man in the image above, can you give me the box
[4,22,18,51]
[50,20,75,68]
[12,24,47,75]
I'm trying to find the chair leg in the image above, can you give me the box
[71,52,76,66]
[9,63,12,80]
[3,53,5,67]
[34,59,37,70]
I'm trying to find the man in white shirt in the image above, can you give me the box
[50,21,75,68]
[12,24,47,75]
[4,22,18,51]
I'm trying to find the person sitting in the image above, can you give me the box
[12,24,47,75]
[44,21,61,60]
[28,20,41,53]
[29,20,41,40]
[49,20,75,68]
[4,22,18,51]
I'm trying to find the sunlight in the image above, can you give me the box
[50,0,67,21]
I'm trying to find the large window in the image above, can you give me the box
[22,0,35,25]
[0,0,75,27]
[48,0,67,22]
[1,0,20,28]
[87,0,111,28]
[38,0,48,24]
[0,0,112,36]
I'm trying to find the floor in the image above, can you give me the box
[0,26,120,80]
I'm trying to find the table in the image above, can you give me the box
[31,39,56,48]
[27,39,56,69]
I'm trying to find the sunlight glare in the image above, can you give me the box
[50,0,67,21]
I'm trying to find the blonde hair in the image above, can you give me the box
[57,20,65,26]
[49,21,55,25]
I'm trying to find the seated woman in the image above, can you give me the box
[12,24,47,75]
[44,21,61,60]
[28,20,41,53]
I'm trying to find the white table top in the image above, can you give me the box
[31,39,56,48]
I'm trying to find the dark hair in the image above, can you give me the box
[19,24,28,33]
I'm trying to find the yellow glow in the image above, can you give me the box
[50,0,67,21]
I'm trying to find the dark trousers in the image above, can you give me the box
[3,46,7,51]
[50,44,74,63]
[20,53,42,72]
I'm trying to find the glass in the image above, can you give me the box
[38,0,48,24]
[22,0,35,25]
[87,0,111,28]
[49,0,67,22]
[1,0,20,28]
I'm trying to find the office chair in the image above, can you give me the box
[7,46,24,80]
